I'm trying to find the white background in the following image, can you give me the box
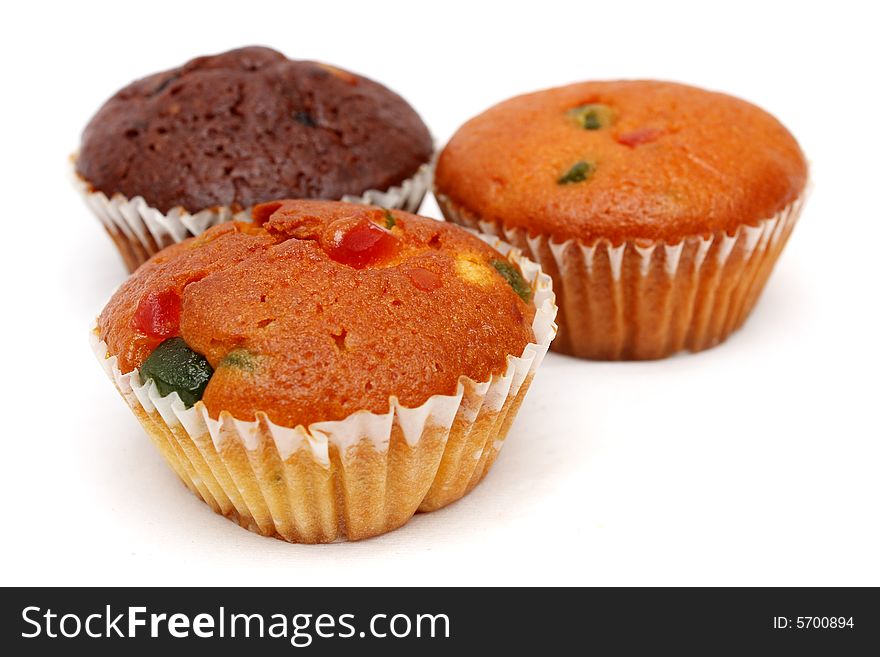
[2,0,878,586]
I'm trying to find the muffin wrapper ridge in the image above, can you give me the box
[91,235,558,543]
[437,193,805,360]
[72,158,433,272]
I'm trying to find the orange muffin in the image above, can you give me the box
[93,200,557,542]
[435,80,808,359]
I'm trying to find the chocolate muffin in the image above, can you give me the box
[434,80,807,359]
[76,46,434,271]
[93,200,557,543]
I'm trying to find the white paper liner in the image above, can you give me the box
[72,156,433,270]
[437,191,806,359]
[91,234,558,541]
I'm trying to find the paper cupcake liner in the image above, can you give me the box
[72,157,433,272]
[437,192,805,360]
[92,234,558,543]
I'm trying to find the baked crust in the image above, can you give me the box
[435,80,807,244]
[98,200,535,427]
[78,47,433,213]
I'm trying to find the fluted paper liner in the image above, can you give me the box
[92,235,557,543]
[437,193,805,359]
[72,157,433,272]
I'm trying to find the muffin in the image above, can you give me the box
[434,80,808,359]
[76,46,434,272]
[92,200,557,543]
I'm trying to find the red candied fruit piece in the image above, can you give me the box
[131,289,181,338]
[616,127,663,147]
[406,267,442,291]
[325,218,397,268]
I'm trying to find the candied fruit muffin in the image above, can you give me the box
[93,200,557,543]
[434,80,808,359]
[76,46,434,271]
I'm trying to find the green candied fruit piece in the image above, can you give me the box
[568,103,616,130]
[490,259,532,303]
[220,348,257,372]
[383,209,396,229]
[557,160,595,185]
[139,337,213,408]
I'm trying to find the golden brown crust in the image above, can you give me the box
[108,365,534,542]
[434,80,807,244]
[441,192,803,359]
[98,200,535,427]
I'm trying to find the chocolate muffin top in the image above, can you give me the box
[434,80,807,244]
[98,200,536,427]
[78,47,433,214]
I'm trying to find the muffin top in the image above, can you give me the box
[435,80,807,244]
[98,200,536,427]
[78,47,433,214]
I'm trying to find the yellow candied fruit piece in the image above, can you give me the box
[455,256,494,287]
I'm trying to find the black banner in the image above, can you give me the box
[3,587,877,653]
